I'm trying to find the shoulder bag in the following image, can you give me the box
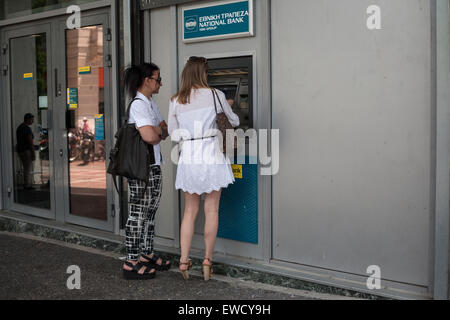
[212,89,237,153]
[107,98,156,195]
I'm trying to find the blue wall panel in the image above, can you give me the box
[218,159,258,244]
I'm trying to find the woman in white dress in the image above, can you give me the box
[168,56,240,281]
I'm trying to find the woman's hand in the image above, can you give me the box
[160,121,169,140]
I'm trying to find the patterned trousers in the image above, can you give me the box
[125,165,163,261]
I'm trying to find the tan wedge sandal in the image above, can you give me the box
[179,259,193,280]
[202,258,213,281]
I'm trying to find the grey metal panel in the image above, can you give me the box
[170,5,181,248]
[149,6,178,242]
[272,0,432,286]
[123,0,132,69]
[0,130,2,209]
[0,26,4,209]
[143,10,151,61]
[140,0,196,10]
[0,30,3,210]
[0,0,112,27]
[52,18,64,224]
[111,0,121,235]
[260,0,272,263]
[0,29,6,211]
[434,0,450,300]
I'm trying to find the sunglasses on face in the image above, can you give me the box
[149,77,162,84]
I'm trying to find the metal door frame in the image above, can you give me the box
[0,8,115,232]
[54,10,114,232]
[0,23,57,220]
[433,0,450,300]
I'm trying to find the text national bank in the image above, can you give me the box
[199,11,249,27]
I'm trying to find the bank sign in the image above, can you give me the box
[183,0,254,43]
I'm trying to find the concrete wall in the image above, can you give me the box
[150,7,179,245]
[272,0,432,286]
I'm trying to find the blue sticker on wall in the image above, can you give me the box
[95,114,105,141]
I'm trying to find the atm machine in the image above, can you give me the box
[207,56,258,245]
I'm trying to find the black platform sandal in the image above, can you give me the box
[140,254,172,271]
[122,261,156,280]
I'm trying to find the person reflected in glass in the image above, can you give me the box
[16,113,36,190]
[82,117,92,134]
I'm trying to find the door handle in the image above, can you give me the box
[55,69,62,97]
[59,149,64,158]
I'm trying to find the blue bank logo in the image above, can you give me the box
[185,16,198,32]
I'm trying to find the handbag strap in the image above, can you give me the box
[125,97,143,124]
[211,89,224,115]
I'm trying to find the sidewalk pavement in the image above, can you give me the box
[0,232,353,300]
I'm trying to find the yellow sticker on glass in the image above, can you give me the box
[78,66,91,74]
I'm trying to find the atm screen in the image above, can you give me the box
[208,57,253,131]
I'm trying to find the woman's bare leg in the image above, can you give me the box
[180,192,201,270]
[203,189,222,264]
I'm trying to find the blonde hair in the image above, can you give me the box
[172,56,209,104]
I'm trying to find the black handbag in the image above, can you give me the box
[107,98,156,195]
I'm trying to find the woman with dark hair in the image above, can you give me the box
[168,57,240,281]
[122,63,171,280]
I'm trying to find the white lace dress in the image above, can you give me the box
[168,88,240,195]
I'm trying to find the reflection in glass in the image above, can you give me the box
[66,26,107,221]
[10,33,51,209]
[0,0,97,20]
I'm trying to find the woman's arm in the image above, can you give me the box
[138,125,163,145]
[218,91,240,128]
[131,99,163,145]
[168,99,181,142]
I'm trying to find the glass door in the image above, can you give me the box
[55,12,114,231]
[2,11,113,232]
[3,24,56,220]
